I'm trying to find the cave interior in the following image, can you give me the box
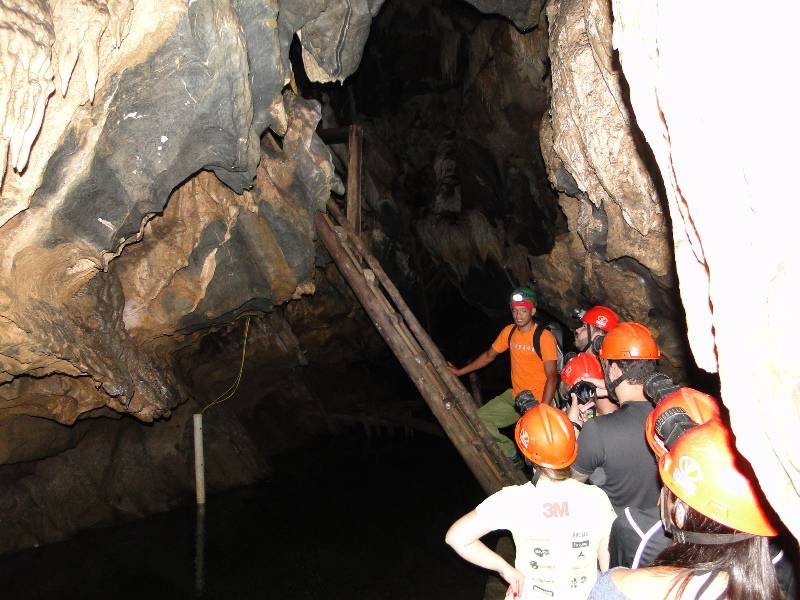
[0,0,799,596]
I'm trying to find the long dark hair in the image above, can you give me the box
[652,491,783,600]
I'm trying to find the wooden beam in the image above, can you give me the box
[346,125,362,235]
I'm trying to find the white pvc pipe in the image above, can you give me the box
[193,413,206,505]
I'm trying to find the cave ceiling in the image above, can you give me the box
[0,0,799,548]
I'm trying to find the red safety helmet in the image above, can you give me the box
[646,388,721,458]
[581,306,619,333]
[660,420,777,537]
[561,353,604,388]
[599,322,660,360]
[514,403,577,469]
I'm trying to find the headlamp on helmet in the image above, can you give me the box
[510,287,536,308]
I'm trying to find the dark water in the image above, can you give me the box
[0,434,491,599]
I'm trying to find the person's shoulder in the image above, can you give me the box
[622,400,654,415]
[581,414,604,435]
[498,324,515,337]
[492,324,516,350]
[538,324,557,340]
[565,476,612,501]
[596,408,634,431]
[480,482,535,510]
[610,566,685,599]
[589,568,631,599]
[584,481,614,504]
[494,482,535,499]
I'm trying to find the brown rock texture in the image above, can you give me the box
[0,0,370,552]
[0,0,359,448]
[611,0,800,538]
[538,0,687,372]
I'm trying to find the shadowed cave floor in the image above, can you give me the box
[0,433,493,599]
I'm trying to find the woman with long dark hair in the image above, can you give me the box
[588,399,782,599]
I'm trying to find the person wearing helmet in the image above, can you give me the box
[569,322,661,514]
[447,287,559,465]
[588,414,783,600]
[561,352,618,421]
[573,305,619,356]
[446,402,617,600]
[607,388,721,571]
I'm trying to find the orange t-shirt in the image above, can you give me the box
[492,323,558,399]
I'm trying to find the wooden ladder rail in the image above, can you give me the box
[315,205,526,494]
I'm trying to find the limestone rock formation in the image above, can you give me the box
[285,0,386,84]
[538,0,686,371]
[611,0,800,538]
[0,0,368,440]
[0,0,376,553]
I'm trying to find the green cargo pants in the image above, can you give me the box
[477,388,519,458]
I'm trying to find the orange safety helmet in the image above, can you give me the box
[581,306,619,333]
[514,403,577,469]
[561,352,604,388]
[659,420,777,537]
[646,388,721,458]
[599,322,660,360]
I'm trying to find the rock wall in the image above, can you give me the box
[535,0,688,371]
[0,0,382,553]
[538,0,800,536]
[0,0,376,452]
[610,0,800,538]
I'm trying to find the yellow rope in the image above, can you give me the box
[200,317,251,415]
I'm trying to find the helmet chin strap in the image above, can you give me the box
[530,466,542,487]
[660,490,755,545]
[604,362,625,404]
[578,325,593,352]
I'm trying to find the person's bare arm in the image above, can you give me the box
[541,360,558,405]
[447,347,500,377]
[598,532,611,571]
[445,510,524,596]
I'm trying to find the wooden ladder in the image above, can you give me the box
[315,125,525,494]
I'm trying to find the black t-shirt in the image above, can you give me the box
[609,505,671,568]
[572,400,661,511]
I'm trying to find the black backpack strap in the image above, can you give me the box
[532,323,544,361]
[507,325,517,349]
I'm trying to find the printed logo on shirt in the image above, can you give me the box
[570,577,578,589]
[542,501,569,518]
[531,584,554,597]
[510,342,537,354]
[673,455,702,495]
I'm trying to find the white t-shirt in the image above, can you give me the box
[476,477,617,600]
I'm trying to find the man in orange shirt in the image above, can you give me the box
[448,287,559,463]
